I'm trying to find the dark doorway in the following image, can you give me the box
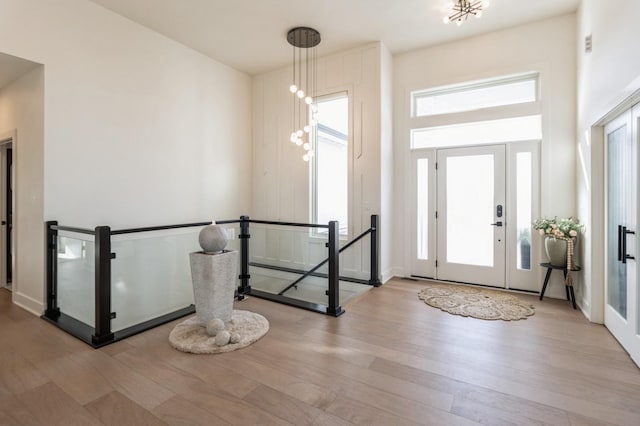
[5,146,11,285]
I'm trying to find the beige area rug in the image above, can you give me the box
[417,282,535,321]
[169,310,269,354]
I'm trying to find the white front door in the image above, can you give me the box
[605,107,640,366]
[410,142,540,289]
[436,145,506,287]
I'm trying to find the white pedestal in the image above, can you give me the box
[189,250,238,324]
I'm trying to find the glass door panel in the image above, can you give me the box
[607,123,628,319]
[445,154,494,266]
[436,145,506,287]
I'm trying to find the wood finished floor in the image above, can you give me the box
[1,279,639,426]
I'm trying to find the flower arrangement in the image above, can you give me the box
[533,217,583,238]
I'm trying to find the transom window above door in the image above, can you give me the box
[409,72,541,150]
[411,72,539,117]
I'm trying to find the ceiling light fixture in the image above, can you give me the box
[443,0,490,26]
[287,27,320,162]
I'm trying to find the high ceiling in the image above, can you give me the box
[87,0,581,75]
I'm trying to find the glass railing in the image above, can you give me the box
[248,223,330,308]
[247,222,375,308]
[56,233,95,327]
[110,228,201,331]
[43,215,380,348]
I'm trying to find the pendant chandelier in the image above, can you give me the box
[287,27,320,162]
[443,0,490,26]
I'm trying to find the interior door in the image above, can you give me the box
[436,145,506,287]
[605,108,640,366]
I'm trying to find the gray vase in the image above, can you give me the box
[544,237,567,267]
[189,250,238,324]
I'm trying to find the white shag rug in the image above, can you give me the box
[169,310,269,354]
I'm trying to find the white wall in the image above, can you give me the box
[577,1,640,322]
[380,44,394,282]
[393,14,577,298]
[0,0,252,313]
[0,67,44,314]
[252,42,393,281]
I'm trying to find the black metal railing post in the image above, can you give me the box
[237,215,251,300]
[327,221,344,316]
[44,221,60,318]
[369,214,382,287]
[92,226,114,345]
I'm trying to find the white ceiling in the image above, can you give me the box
[0,53,41,90]
[87,0,580,75]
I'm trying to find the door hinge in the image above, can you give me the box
[435,260,438,267]
[435,162,438,170]
[435,211,438,219]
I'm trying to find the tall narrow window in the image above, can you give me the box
[312,93,349,235]
[416,158,429,259]
[516,152,532,270]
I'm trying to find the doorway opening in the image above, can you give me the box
[0,138,12,292]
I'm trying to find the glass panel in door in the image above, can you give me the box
[445,154,495,266]
[607,123,628,319]
[436,145,506,287]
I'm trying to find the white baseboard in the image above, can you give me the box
[382,267,402,283]
[13,292,44,316]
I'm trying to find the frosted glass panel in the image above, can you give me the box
[57,234,95,327]
[413,77,537,116]
[250,224,329,274]
[516,152,532,270]
[248,224,369,307]
[411,115,542,149]
[607,126,627,319]
[110,226,239,332]
[417,158,429,260]
[446,155,494,266]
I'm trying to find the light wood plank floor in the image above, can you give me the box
[1,279,639,426]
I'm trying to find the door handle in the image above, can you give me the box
[490,221,503,227]
[622,225,635,264]
[618,225,623,262]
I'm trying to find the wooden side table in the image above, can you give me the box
[539,262,581,309]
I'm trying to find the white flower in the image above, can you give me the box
[569,230,577,237]
[554,229,563,237]
[539,229,545,235]
[551,224,558,229]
